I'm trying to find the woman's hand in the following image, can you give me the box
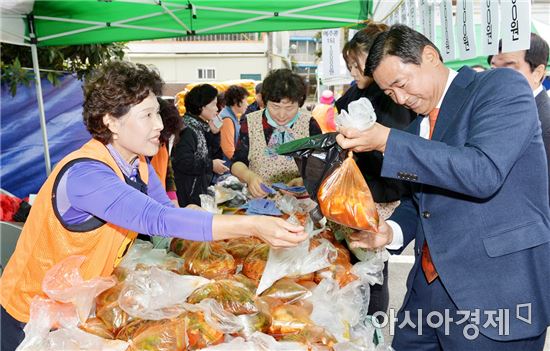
[252,216,308,247]
[247,172,268,198]
[287,177,304,187]
[213,159,229,174]
[212,214,307,247]
[347,217,393,250]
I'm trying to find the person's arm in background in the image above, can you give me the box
[66,161,306,247]
[220,118,236,159]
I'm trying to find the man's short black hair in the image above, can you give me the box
[488,33,549,76]
[365,24,443,77]
[261,69,307,107]
[184,84,218,116]
[224,85,249,107]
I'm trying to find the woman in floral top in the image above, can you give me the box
[231,69,322,198]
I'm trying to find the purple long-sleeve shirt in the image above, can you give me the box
[54,145,213,241]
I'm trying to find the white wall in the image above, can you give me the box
[127,54,268,83]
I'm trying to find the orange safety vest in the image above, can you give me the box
[0,139,147,323]
[150,143,169,189]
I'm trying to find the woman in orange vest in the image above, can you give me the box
[0,61,307,350]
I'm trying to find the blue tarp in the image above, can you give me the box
[1,74,91,198]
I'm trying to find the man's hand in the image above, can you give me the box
[348,217,394,250]
[336,123,391,153]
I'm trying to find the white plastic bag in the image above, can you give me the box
[17,297,127,351]
[256,238,336,294]
[118,266,209,320]
[351,254,386,286]
[201,332,307,351]
[307,278,365,343]
[183,298,244,334]
[335,97,377,131]
[41,255,116,323]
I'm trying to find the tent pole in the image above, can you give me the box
[30,43,52,176]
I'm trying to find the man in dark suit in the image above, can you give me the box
[489,33,550,201]
[337,25,550,350]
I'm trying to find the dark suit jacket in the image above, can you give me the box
[535,88,550,202]
[384,67,550,340]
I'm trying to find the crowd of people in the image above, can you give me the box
[1,22,550,351]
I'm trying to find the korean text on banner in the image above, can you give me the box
[456,0,477,59]
[500,0,531,52]
[322,29,341,79]
[481,0,500,55]
[439,0,456,61]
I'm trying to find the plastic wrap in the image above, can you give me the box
[37,327,128,351]
[280,325,337,350]
[16,296,79,351]
[318,152,379,231]
[187,279,258,315]
[242,243,269,281]
[260,278,312,305]
[182,299,243,335]
[95,283,132,334]
[115,240,185,279]
[118,266,210,320]
[268,303,314,337]
[79,317,115,340]
[307,278,365,342]
[312,239,358,287]
[223,237,262,266]
[182,242,237,279]
[201,332,307,351]
[335,97,377,131]
[41,255,116,323]
[256,238,336,295]
[351,254,386,286]
[128,317,187,351]
[169,238,194,256]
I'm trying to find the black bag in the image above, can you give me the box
[277,133,345,223]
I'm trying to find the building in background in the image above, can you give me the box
[289,30,320,98]
[126,32,290,97]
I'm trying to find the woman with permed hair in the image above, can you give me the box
[231,69,322,198]
[171,84,228,206]
[0,61,308,349]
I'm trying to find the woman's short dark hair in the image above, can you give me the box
[343,22,388,70]
[261,69,307,107]
[365,24,443,77]
[184,84,219,116]
[224,85,249,107]
[158,97,183,145]
[83,60,163,144]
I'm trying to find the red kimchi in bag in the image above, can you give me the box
[317,152,379,231]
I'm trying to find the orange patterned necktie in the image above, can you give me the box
[428,108,440,139]
[422,107,440,284]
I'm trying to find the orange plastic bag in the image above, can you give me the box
[317,152,379,231]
